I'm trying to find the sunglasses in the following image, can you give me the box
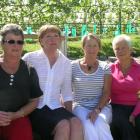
[3,40,24,45]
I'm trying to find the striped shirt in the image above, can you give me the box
[72,60,111,110]
[22,49,73,109]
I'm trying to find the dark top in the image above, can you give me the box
[0,59,43,112]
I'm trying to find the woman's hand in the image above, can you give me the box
[0,111,11,126]
[137,90,140,99]
[0,98,39,127]
[6,112,18,120]
[87,108,100,123]
[129,114,135,127]
[0,110,24,127]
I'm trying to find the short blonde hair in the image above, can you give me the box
[38,24,61,43]
[82,33,101,49]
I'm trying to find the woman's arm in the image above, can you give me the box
[88,74,112,122]
[96,74,112,110]
[129,99,140,126]
[7,97,40,121]
[61,62,73,110]
[0,97,40,126]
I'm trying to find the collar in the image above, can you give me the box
[115,58,139,67]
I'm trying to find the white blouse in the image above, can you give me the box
[22,49,73,109]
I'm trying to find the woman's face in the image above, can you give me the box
[113,40,131,60]
[83,38,100,57]
[2,33,24,58]
[40,31,62,51]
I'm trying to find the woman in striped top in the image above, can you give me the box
[72,33,113,140]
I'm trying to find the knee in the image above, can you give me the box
[55,119,70,133]
[70,117,83,130]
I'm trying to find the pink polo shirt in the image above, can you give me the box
[110,59,140,117]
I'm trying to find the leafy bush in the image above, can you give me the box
[67,36,81,41]
[67,39,114,59]
[25,38,37,44]
[67,36,140,59]
[19,35,140,59]
[22,43,40,56]
[67,41,83,59]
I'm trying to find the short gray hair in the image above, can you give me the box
[112,34,132,48]
[0,23,24,42]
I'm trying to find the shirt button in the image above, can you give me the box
[9,83,13,86]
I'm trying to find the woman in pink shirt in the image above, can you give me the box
[110,34,140,140]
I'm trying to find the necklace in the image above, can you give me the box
[80,59,98,73]
[87,60,98,72]
[87,65,93,71]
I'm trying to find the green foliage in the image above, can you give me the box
[22,43,40,56]
[67,36,81,41]
[10,35,140,59]
[25,39,37,44]
[131,36,140,57]
[100,39,114,57]
[0,0,140,35]
[67,39,114,59]
[67,41,83,59]
[67,36,140,59]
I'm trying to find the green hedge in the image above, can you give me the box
[1,35,137,59]
[67,36,140,59]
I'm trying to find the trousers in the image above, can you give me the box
[73,105,113,140]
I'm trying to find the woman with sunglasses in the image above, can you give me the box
[72,33,113,140]
[0,23,42,140]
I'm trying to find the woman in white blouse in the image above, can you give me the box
[23,24,83,140]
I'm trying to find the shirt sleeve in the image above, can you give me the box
[61,61,73,102]
[22,53,30,62]
[29,66,43,99]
